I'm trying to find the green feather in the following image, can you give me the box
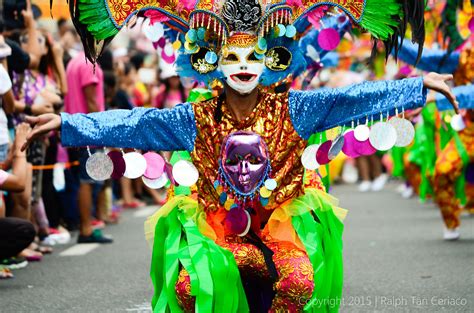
[77,0,119,40]
[360,0,402,39]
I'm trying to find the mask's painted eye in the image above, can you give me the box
[226,158,238,166]
[249,156,263,164]
[247,52,259,62]
[224,53,239,62]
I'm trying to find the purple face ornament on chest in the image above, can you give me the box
[218,131,271,197]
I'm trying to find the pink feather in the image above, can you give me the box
[144,10,170,25]
[286,0,303,7]
[307,6,329,27]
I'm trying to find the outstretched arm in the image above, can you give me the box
[435,85,474,112]
[289,73,457,138]
[23,103,197,152]
[396,40,460,74]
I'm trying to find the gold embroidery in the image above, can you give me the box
[226,33,258,48]
[265,47,292,71]
[192,59,218,73]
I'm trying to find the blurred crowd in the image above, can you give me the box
[0,2,190,279]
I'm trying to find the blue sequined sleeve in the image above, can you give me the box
[436,85,474,112]
[396,40,460,74]
[61,103,197,151]
[288,77,427,139]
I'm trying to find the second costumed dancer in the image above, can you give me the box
[26,0,458,312]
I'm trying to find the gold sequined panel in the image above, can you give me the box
[454,48,474,86]
[191,92,307,215]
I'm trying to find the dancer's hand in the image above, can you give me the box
[423,72,458,113]
[21,114,61,151]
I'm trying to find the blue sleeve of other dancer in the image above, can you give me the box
[288,77,427,139]
[61,103,197,151]
[396,40,460,74]
[436,85,474,112]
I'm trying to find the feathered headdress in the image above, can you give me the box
[64,0,427,86]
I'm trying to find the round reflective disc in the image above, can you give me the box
[316,140,332,165]
[354,124,370,142]
[165,162,177,186]
[285,24,297,38]
[342,130,361,158]
[389,117,415,147]
[108,150,126,179]
[143,152,165,180]
[142,173,169,189]
[369,122,397,151]
[328,136,344,160]
[264,178,277,191]
[237,210,252,237]
[259,186,272,198]
[354,140,377,156]
[172,160,199,187]
[301,144,320,170]
[277,24,286,37]
[123,152,147,179]
[450,114,466,131]
[86,152,113,181]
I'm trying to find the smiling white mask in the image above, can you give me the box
[219,36,264,95]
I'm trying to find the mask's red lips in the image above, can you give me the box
[230,72,257,83]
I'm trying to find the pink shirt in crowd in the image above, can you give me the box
[64,52,105,114]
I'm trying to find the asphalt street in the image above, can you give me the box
[1,182,473,312]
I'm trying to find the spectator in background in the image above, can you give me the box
[64,50,112,244]
[130,52,151,107]
[154,60,187,109]
[56,18,69,39]
[110,62,135,110]
[0,34,12,166]
[0,123,35,279]
[10,28,66,251]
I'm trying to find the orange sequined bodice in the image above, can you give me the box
[191,92,307,218]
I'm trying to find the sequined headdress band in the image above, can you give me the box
[58,0,427,86]
[226,33,258,48]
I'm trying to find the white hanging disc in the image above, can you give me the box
[172,160,199,187]
[301,144,320,170]
[369,122,397,151]
[354,124,370,142]
[450,114,466,131]
[142,173,169,189]
[86,152,113,181]
[123,152,147,179]
[264,178,277,191]
[388,117,415,147]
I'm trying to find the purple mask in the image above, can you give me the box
[219,131,270,195]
